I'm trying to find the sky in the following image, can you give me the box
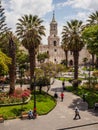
[1,0,98,44]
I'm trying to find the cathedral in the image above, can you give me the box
[38,12,90,66]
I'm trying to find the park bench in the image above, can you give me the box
[21,112,28,119]
[0,115,4,123]
[94,103,98,110]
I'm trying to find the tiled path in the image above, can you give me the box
[0,79,98,130]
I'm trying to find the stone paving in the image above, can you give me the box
[0,79,98,130]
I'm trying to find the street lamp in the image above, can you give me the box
[33,75,37,118]
[88,62,91,88]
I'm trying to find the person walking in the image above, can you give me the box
[73,106,81,120]
[62,81,65,91]
[60,92,64,102]
[54,91,58,99]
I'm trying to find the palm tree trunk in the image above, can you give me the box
[29,48,36,90]
[73,51,79,79]
[65,50,68,67]
[8,37,16,95]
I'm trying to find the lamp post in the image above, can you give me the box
[88,63,91,88]
[33,75,37,118]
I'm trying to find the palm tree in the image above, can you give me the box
[0,1,10,41]
[16,14,45,89]
[8,32,16,94]
[87,11,98,25]
[61,33,69,67]
[62,20,84,81]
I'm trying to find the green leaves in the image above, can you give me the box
[62,19,84,52]
[82,25,98,56]
[0,50,11,75]
[37,52,49,63]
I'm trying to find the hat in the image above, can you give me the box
[75,106,78,110]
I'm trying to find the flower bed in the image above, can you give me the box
[0,88,31,106]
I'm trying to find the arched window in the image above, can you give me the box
[47,51,49,54]
[54,59,56,62]
[54,41,56,46]
[54,49,57,52]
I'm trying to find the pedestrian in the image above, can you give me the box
[62,80,66,91]
[60,92,64,102]
[73,106,81,120]
[54,92,58,99]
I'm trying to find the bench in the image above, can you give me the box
[0,115,4,123]
[94,103,98,110]
[21,112,28,119]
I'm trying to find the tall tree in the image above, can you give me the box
[82,25,98,67]
[0,2,17,94]
[8,32,16,94]
[16,14,45,89]
[87,11,98,67]
[61,33,69,67]
[87,11,98,25]
[62,20,84,80]
[0,1,9,41]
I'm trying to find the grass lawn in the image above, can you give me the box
[0,91,56,120]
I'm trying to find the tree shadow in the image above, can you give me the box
[87,109,98,116]
[68,97,88,111]
[68,97,98,116]
[51,87,63,92]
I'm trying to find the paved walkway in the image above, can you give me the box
[0,79,98,130]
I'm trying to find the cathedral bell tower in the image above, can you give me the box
[48,11,60,63]
[48,11,60,47]
[50,11,57,36]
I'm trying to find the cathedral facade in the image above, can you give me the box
[38,13,90,66]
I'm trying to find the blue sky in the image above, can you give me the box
[2,0,98,44]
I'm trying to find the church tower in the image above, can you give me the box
[38,12,90,66]
[50,11,57,36]
[48,11,60,47]
[48,11,64,64]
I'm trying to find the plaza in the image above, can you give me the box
[0,1,98,130]
[0,79,98,130]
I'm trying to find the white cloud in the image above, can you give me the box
[76,12,89,21]
[2,0,53,32]
[57,0,98,11]
[71,0,98,11]
[57,0,74,7]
